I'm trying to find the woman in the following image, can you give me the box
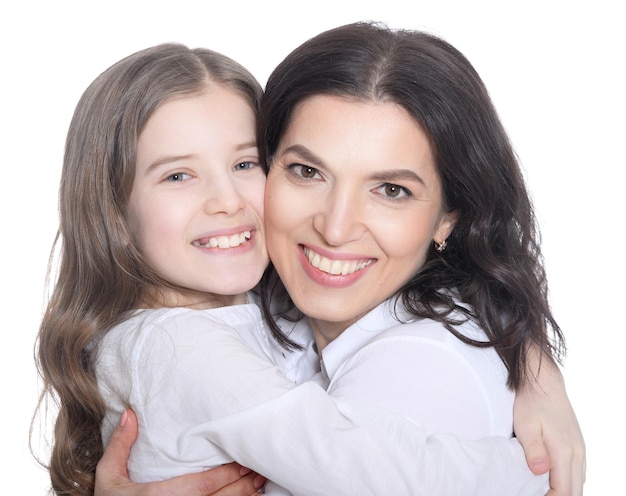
[95,22,584,495]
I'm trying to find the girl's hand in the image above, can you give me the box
[95,409,266,496]
[514,353,586,496]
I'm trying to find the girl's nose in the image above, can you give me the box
[203,176,246,216]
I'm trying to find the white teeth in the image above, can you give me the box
[303,247,372,275]
[194,231,251,249]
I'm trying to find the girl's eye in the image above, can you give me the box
[288,164,320,179]
[376,183,412,199]
[234,161,257,171]
[165,172,191,182]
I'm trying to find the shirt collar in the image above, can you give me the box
[320,296,414,382]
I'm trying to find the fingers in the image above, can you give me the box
[515,417,578,496]
[513,409,550,475]
[95,409,138,490]
[543,437,586,496]
[523,438,551,475]
[513,353,586,496]
[160,463,264,496]
[545,451,572,496]
[208,467,267,496]
[528,421,586,496]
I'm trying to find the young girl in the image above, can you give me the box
[36,43,271,495]
[37,40,582,496]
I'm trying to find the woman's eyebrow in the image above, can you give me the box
[280,145,426,186]
[279,144,325,168]
[368,169,425,186]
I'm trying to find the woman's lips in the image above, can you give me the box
[299,245,375,288]
[303,246,373,275]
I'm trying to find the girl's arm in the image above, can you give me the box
[95,410,266,496]
[514,348,586,496]
[98,313,580,495]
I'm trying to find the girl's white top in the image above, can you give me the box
[96,298,548,495]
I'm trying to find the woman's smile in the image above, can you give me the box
[299,244,376,288]
[302,246,374,276]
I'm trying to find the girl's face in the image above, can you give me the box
[128,87,268,308]
[265,95,456,347]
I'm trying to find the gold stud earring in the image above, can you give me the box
[434,239,447,252]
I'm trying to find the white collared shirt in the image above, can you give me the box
[318,298,515,439]
[97,298,548,494]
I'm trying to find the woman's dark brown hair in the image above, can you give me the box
[260,21,565,390]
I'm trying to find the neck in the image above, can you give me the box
[139,285,247,310]
[309,317,356,352]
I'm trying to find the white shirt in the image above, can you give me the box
[320,298,515,439]
[97,304,286,481]
[96,299,549,494]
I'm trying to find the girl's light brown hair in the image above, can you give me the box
[34,43,262,495]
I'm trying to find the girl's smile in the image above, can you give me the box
[192,228,255,250]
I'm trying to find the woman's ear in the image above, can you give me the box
[435,209,458,245]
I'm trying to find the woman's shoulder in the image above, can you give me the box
[355,309,508,391]
[379,312,487,344]
[330,309,514,438]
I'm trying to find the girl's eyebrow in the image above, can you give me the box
[145,141,257,173]
[146,154,193,173]
[236,140,258,151]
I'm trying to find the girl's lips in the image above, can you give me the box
[299,245,375,288]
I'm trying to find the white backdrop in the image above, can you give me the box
[2,0,623,493]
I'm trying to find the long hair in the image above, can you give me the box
[34,43,262,496]
[259,21,565,389]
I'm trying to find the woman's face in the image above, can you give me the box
[265,95,456,347]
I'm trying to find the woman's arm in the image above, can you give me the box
[514,348,586,496]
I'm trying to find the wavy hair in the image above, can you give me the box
[260,22,565,390]
[34,43,262,496]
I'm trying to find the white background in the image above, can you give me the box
[1,0,623,493]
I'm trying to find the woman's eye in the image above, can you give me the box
[376,183,412,199]
[165,172,191,182]
[288,164,320,179]
[234,161,257,171]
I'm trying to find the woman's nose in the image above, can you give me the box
[312,189,366,246]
